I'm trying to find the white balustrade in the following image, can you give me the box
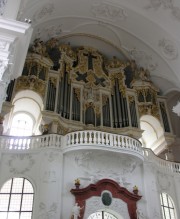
[0,131,179,174]
[0,134,62,150]
[143,148,180,174]
[65,130,143,156]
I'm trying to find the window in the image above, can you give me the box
[88,211,118,219]
[10,113,33,136]
[0,178,34,219]
[160,193,177,219]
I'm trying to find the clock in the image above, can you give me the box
[88,211,117,219]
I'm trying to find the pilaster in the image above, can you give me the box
[0,17,33,112]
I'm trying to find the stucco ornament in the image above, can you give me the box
[0,59,8,81]
[42,170,57,183]
[38,202,57,219]
[0,0,7,16]
[8,154,35,174]
[74,151,137,184]
[145,0,180,21]
[45,150,61,162]
[91,1,127,21]
[159,38,178,60]
[128,48,158,71]
[157,172,171,190]
[33,3,54,22]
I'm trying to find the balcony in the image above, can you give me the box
[0,130,179,174]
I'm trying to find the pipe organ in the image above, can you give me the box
[6,38,172,136]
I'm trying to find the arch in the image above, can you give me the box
[5,90,44,135]
[140,115,166,153]
[71,179,141,219]
[160,192,177,219]
[0,177,34,219]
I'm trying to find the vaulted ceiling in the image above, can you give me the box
[18,0,180,101]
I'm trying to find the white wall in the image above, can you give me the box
[0,146,179,219]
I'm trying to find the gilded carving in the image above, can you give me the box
[59,44,77,63]
[30,38,47,56]
[138,104,160,120]
[128,95,135,103]
[49,77,57,87]
[74,88,81,101]
[106,56,126,69]
[15,75,46,97]
[110,72,126,96]
[102,95,109,106]
[57,122,68,135]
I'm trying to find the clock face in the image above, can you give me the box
[88,211,117,219]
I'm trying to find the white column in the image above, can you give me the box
[0,17,33,112]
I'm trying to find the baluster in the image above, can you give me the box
[93,131,97,144]
[84,131,87,144]
[114,135,117,147]
[97,132,100,144]
[102,132,105,145]
[72,133,75,145]
[109,134,113,146]
[80,132,83,144]
[121,136,124,147]
[89,131,92,144]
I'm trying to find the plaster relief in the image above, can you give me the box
[0,40,8,50]
[128,48,158,71]
[74,151,137,186]
[8,154,35,174]
[0,0,7,16]
[45,150,61,163]
[42,170,57,183]
[0,59,8,81]
[91,1,127,21]
[38,202,57,219]
[157,172,171,191]
[145,0,180,21]
[159,38,178,60]
[33,3,54,22]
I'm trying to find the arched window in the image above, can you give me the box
[10,113,34,136]
[160,193,177,219]
[88,211,118,219]
[0,178,34,219]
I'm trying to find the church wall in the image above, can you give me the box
[0,146,179,218]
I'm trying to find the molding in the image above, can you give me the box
[71,179,141,219]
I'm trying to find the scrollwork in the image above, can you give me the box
[8,154,35,174]
[91,2,127,21]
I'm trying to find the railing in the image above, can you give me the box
[0,131,179,174]
[0,134,62,150]
[66,130,142,155]
[143,148,180,174]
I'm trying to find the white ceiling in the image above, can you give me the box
[17,0,180,95]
